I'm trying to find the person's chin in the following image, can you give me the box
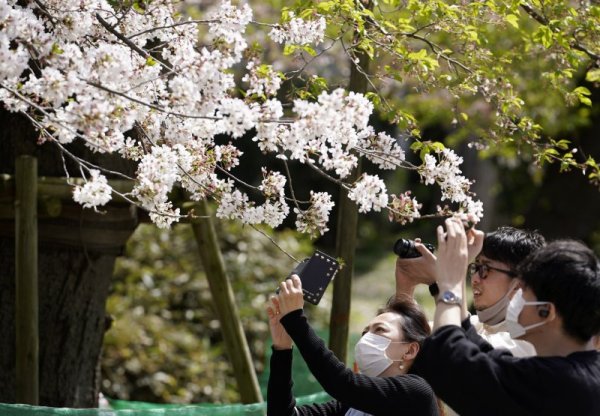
[516,331,532,341]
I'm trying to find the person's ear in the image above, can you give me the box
[508,279,523,299]
[537,303,556,321]
[403,342,420,361]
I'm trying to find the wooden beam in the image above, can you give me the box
[0,174,134,202]
[190,200,263,404]
[15,156,39,405]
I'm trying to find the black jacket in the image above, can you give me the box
[411,320,600,416]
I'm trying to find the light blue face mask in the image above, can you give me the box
[505,288,550,339]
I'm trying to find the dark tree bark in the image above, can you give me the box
[0,108,138,407]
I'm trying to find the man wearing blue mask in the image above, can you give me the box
[411,218,600,415]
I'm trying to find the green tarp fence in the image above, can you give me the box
[0,392,331,416]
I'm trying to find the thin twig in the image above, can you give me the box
[282,159,302,211]
[250,224,300,263]
[305,156,351,189]
[127,19,217,39]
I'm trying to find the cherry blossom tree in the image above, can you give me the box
[1,0,488,237]
[1,0,598,407]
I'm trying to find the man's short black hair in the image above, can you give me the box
[480,226,546,271]
[518,240,600,343]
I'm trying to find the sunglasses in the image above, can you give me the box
[468,262,516,279]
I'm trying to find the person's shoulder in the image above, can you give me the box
[481,331,536,357]
[389,374,439,412]
[390,373,435,396]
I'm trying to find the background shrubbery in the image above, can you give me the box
[101,219,322,403]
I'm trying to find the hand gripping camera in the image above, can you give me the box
[393,238,435,258]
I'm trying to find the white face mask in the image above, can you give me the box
[354,332,407,377]
[505,288,550,339]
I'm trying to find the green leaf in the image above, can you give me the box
[430,142,445,152]
[574,86,592,106]
[302,45,317,57]
[299,8,316,19]
[145,56,158,66]
[533,26,553,48]
[585,69,600,83]
[555,139,571,150]
[132,0,147,14]
[397,18,416,33]
[506,14,519,29]
[358,39,375,59]
[283,44,299,56]
[410,141,423,151]
[365,92,381,107]
[317,1,335,13]
[51,43,64,55]
[573,86,592,96]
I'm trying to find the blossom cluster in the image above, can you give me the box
[242,61,282,97]
[268,12,327,46]
[73,169,112,209]
[294,191,335,237]
[388,192,421,225]
[418,148,483,222]
[0,0,483,236]
[348,174,388,213]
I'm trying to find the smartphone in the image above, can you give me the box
[278,250,340,305]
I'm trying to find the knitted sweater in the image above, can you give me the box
[267,309,439,416]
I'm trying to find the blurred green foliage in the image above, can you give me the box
[101,218,321,404]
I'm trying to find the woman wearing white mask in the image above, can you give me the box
[266,275,440,416]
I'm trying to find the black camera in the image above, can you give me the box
[393,238,435,258]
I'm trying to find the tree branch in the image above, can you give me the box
[520,2,600,62]
[95,13,174,71]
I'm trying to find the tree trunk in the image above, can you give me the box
[328,3,372,362]
[0,109,138,407]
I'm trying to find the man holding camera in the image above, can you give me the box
[394,226,544,357]
[411,218,600,415]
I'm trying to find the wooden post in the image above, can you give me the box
[15,155,38,405]
[191,200,263,404]
[328,164,361,362]
[328,1,372,362]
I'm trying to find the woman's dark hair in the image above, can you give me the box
[481,226,546,271]
[380,295,431,346]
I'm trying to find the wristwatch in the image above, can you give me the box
[437,290,462,305]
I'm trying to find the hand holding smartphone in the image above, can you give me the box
[278,251,340,305]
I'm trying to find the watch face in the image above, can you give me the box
[441,290,460,304]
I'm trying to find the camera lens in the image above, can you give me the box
[393,238,419,258]
[393,238,435,258]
